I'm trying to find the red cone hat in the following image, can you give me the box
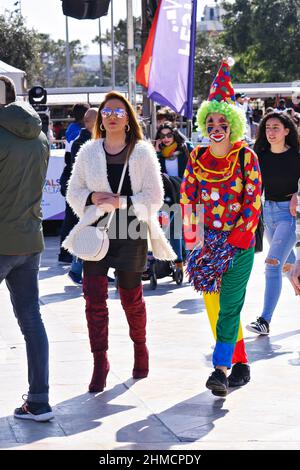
[208,60,235,104]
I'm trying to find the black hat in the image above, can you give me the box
[235,92,246,99]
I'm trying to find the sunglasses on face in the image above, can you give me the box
[159,132,173,139]
[100,107,127,119]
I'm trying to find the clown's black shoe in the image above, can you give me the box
[206,369,228,397]
[228,363,250,388]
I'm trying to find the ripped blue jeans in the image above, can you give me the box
[261,200,296,324]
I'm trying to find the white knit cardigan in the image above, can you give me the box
[62,138,176,261]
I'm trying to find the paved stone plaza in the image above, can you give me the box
[0,237,299,450]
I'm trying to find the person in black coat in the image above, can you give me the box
[155,122,193,269]
[58,103,90,263]
[65,108,98,284]
[155,122,193,178]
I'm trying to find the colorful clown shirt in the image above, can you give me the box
[180,142,262,250]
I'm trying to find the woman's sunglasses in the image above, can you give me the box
[101,107,127,119]
[159,132,173,139]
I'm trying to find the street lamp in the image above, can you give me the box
[13,0,22,14]
[61,1,111,19]
[61,1,113,88]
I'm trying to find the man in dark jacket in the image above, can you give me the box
[65,108,98,285]
[58,102,90,263]
[0,75,53,422]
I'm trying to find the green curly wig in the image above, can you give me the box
[197,100,246,143]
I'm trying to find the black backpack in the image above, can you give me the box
[238,147,264,253]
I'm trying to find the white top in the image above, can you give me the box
[165,157,179,177]
[64,138,176,261]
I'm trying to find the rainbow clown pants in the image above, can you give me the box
[203,247,255,369]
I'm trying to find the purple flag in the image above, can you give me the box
[147,0,197,119]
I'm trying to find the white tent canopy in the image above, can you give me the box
[234,81,300,98]
[0,60,26,94]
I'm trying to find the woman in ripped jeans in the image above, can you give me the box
[247,112,300,335]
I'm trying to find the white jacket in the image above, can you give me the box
[63,138,176,261]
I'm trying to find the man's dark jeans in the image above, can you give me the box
[0,253,49,403]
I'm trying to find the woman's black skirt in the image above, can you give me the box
[84,214,148,274]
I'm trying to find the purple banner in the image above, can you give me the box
[148,0,197,118]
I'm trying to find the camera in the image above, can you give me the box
[28,86,50,136]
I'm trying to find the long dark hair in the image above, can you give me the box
[155,122,187,150]
[254,112,299,154]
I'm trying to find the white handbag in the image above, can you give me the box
[71,159,129,262]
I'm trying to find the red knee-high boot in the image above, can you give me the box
[83,275,110,392]
[119,284,149,379]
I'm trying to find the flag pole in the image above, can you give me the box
[111,0,115,89]
[150,100,157,142]
[186,0,198,139]
[65,15,71,87]
[141,0,151,137]
[137,0,196,134]
[127,0,136,107]
[98,18,103,86]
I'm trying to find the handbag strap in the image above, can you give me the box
[238,146,246,183]
[103,156,129,232]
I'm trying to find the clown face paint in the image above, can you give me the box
[206,113,230,143]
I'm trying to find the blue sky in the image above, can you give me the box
[0,0,206,54]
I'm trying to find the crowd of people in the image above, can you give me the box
[0,65,300,421]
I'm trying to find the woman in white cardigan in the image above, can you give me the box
[64,91,175,393]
